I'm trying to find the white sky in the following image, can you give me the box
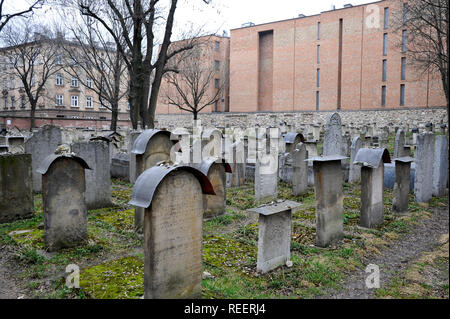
[4,0,373,39]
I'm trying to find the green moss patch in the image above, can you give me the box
[95,209,135,232]
[80,256,144,299]
[9,228,44,249]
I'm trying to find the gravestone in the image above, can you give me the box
[0,154,34,223]
[323,113,342,157]
[128,131,141,183]
[414,133,434,203]
[354,148,391,228]
[226,141,245,187]
[247,200,301,273]
[71,141,112,209]
[111,152,129,181]
[37,154,90,252]
[432,135,448,197]
[192,157,231,218]
[25,125,62,192]
[348,136,362,183]
[278,152,293,183]
[292,143,308,196]
[129,165,214,299]
[7,136,25,154]
[392,157,414,214]
[202,128,223,159]
[283,132,305,154]
[132,129,176,233]
[394,129,410,158]
[306,155,347,247]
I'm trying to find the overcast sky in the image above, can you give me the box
[4,0,373,38]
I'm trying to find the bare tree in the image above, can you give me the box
[393,0,448,115]
[61,15,128,132]
[1,22,63,130]
[0,0,43,34]
[163,39,227,120]
[70,0,212,129]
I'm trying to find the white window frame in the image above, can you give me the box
[56,73,63,86]
[86,77,93,88]
[71,76,79,87]
[56,94,64,106]
[71,95,79,107]
[86,96,93,108]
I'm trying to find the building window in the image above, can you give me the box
[400,84,405,106]
[127,102,130,110]
[3,78,8,90]
[215,41,220,52]
[402,30,407,52]
[317,22,321,40]
[381,86,386,107]
[403,3,408,25]
[56,73,63,86]
[86,77,92,88]
[86,96,93,108]
[401,57,406,80]
[214,60,220,71]
[316,68,320,87]
[383,33,388,56]
[55,53,62,65]
[382,59,387,82]
[9,76,14,89]
[20,95,25,108]
[383,7,389,29]
[3,96,7,108]
[316,91,320,110]
[71,76,79,87]
[71,95,79,107]
[317,45,320,63]
[56,94,64,106]
[214,78,219,89]
[10,96,15,108]
[56,114,65,118]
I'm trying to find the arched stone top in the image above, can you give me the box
[191,157,232,176]
[353,148,391,168]
[131,129,176,155]
[202,128,223,141]
[283,132,305,144]
[326,112,342,127]
[129,164,215,208]
[36,154,91,175]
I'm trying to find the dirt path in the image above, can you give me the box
[318,207,449,299]
[0,251,26,299]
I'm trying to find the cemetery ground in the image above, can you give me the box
[0,178,448,299]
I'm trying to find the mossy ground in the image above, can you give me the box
[0,178,447,299]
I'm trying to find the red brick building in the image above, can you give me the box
[229,0,447,112]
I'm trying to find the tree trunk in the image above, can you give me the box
[193,111,198,120]
[110,102,118,132]
[29,101,36,131]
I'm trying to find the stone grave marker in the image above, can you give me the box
[414,133,434,203]
[432,135,448,197]
[348,136,362,183]
[292,142,308,196]
[392,156,414,214]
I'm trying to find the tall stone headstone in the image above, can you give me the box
[129,165,214,299]
[354,148,391,228]
[292,143,308,196]
[414,133,434,203]
[392,157,414,214]
[131,129,175,233]
[306,155,347,247]
[25,125,62,192]
[255,129,279,205]
[348,136,362,183]
[226,141,245,187]
[432,135,448,197]
[128,131,141,184]
[323,113,342,157]
[0,154,34,223]
[247,200,301,273]
[37,154,90,252]
[71,141,112,209]
[394,129,410,158]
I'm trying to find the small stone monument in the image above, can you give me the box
[247,200,301,273]
[283,132,305,154]
[37,153,91,251]
[306,155,347,247]
[392,156,414,214]
[414,132,434,203]
[353,148,391,228]
[292,142,308,196]
[348,136,362,183]
[129,164,214,299]
[432,135,448,197]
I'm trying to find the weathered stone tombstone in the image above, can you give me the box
[323,113,343,158]
[226,140,245,187]
[348,136,362,183]
[283,132,305,154]
[202,128,223,159]
[0,154,34,223]
[414,132,434,203]
[247,200,301,273]
[25,125,62,192]
[255,129,279,205]
[37,154,90,251]
[292,142,308,196]
[131,129,177,233]
[354,148,391,228]
[7,136,25,154]
[111,152,129,180]
[192,157,231,219]
[71,140,112,209]
[394,129,410,158]
[306,155,347,247]
[392,156,415,214]
[128,131,141,184]
[432,135,448,197]
[129,165,214,299]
